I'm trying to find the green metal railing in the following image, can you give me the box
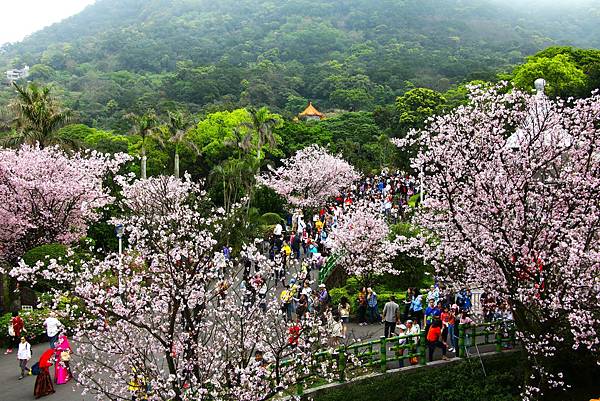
[458,320,517,357]
[282,320,516,396]
[318,253,342,284]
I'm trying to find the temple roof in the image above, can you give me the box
[299,101,325,118]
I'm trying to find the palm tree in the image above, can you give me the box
[1,82,73,149]
[240,107,282,162]
[158,111,199,179]
[127,110,158,179]
[224,127,253,159]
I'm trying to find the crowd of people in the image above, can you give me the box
[4,310,72,399]
[257,169,503,362]
[1,167,510,398]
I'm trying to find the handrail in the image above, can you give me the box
[318,253,342,284]
[278,320,516,396]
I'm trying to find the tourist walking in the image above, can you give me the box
[405,319,420,365]
[397,324,407,367]
[330,315,343,348]
[43,312,62,349]
[402,288,413,321]
[382,296,399,338]
[338,296,351,338]
[5,311,24,354]
[17,336,32,380]
[318,284,329,311]
[426,320,448,362]
[34,348,56,399]
[410,289,423,325]
[367,288,380,324]
[54,334,73,384]
[357,287,367,326]
[426,285,439,305]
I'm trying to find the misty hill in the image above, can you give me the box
[1,0,599,129]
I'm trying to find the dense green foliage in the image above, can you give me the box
[308,352,526,401]
[0,308,76,346]
[511,46,600,98]
[2,0,600,129]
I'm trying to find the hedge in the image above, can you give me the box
[329,286,408,320]
[305,352,526,401]
[1,308,75,347]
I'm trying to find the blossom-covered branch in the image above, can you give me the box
[328,200,402,283]
[257,144,359,208]
[396,84,600,399]
[0,145,129,260]
[11,175,336,401]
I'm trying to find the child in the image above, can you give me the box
[17,336,32,379]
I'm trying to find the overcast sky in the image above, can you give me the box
[0,0,96,45]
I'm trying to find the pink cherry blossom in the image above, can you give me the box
[0,144,129,260]
[396,84,600,399]
[258,144,360,208]
[328,200,402,283]
[11,175,339,401]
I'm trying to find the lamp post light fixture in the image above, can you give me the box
[419,164,425,205]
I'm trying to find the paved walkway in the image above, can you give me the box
[0,343,87,401]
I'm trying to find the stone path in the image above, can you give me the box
[0,343,88,401]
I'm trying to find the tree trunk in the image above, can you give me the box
[174,152,180,179]
[0,272,8,313]
[141,152,147,180]
[325,266,348,289]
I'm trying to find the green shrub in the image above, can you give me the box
[345,277,360,293]
[22,244,68,292]
[259,212,284,225]
[22,243,68,265]
[0,308,75,346]
[307,352,526,401]
[329,287,350,307]
[375,292,406,312]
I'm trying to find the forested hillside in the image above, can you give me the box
[1,0,599,129]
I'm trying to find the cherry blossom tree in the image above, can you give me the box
[396,84,600,399]
[0,145,128,261]
[327,201,402,286]
[258,144,359,208]
[11,175,336,401]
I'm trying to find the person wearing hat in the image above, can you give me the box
[318,284,329,312]
[397,324,408,367]
[405,319,420,365]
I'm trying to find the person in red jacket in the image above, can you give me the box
[34,348,55,398]
[426,319,448,362]
[288,320,301,348]
[5,311,24,354]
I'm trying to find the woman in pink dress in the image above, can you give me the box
[54,335,72,384]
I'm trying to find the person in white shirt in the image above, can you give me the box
[297,215,306,233]
[17,336,32,379]
[405,319,421,365]
[43,312,62,349]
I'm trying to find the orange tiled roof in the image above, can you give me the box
[299,102,324,118]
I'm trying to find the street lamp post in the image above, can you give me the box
[419,164,424,205]
[115,224,124,294]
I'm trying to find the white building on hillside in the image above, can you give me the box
[5,65,30,83]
